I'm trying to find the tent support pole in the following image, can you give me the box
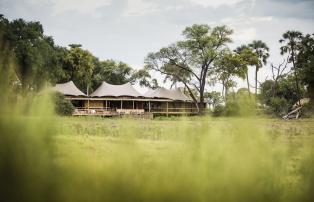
[105,100,107,110]
[133,100,134,109]
[166,102,168,117]
[121,100,122,109]
[148,101,151,112]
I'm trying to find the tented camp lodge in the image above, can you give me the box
[53,81,201,117]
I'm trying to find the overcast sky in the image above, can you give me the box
[1,0,314,91]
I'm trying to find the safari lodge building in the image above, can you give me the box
[53,81,199,116]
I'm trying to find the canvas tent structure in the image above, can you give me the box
[144,87,196,114]
[54,81,200,116]
[52,81,87,97]
[89,82,146,113]
[91,82,142,97]
[52,81,88,109]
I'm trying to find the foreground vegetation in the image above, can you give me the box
[2,99,314,201]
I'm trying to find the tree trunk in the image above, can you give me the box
[291,48,301,105]
[308,84,314,109]
[184,83,199,113]
[272,80,277,98]
[222,81,225,100]
[199,94,205,114]
[292,58,301,106]
[246,72,251,97]
[225,85,228,102]
[255,66,258,96]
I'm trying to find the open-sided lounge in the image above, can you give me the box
[53,81,200,116]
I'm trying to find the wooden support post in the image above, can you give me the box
[121,100,123,109]
[148,101,151,112]
[105,100,107,110]
[133,100,135,109]
[166,102,168,117]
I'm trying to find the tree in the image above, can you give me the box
[235,45,259,97]
[49,46,70,84]
[270,59,289,98]
[295,33,314,103]
[248,40,270,96]
[214,52,246,100]
[131,69,159,89]
[204,91,223,109]
[260,74,305,116]
[53,92,74,116]
[145,24,233,113]
[279,31,303,104]
[4,17,57,92]
[64,45,95,94]
[93,59,133,86]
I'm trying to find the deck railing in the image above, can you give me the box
[73,107,199,116]
[150,107,199,113]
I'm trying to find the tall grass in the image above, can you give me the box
[1,41,314,201]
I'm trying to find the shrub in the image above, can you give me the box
[212,104,225,117]
[225,99,240,116]
[53,92,74,116]
[302,102,314,118]
[269,97,289,116]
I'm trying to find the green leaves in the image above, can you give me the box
[248,40,270,67]
[145,24,234,110]
[65,46,95,93]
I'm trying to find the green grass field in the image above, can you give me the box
[1,109,314,201]
[51,116,314,202]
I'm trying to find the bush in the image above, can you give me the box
[212,104,225,117]
[225,99,240,116]
[302,102,314,118]
[269,97,289,116]
[53,92,74,116]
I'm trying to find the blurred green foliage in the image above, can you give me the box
[260,74,305,116]
[53,92,75,116]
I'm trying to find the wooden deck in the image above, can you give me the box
[73,107,199,118]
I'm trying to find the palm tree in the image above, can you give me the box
[279,31,303,104]
[248,40,270,96]
[235,45,259,98]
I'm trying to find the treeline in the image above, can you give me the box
[0,14,157,95]
[1,14,313,116]
[145,25,314,116]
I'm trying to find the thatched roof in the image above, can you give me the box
[144,87,192,101]
[90,82,142,97]
[52,81,86,96]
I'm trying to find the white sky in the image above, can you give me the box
[1,0,314,94]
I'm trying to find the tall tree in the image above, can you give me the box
[65,45,95,94]
[214,52,246,100]
[279,31,303,104]
[248,40,270,96]
[235,45,259,97]
[130,68,159,89]
[296,33,314,102]
[4,17,57,92]
[145,24,233,113]
[92,59,157,90]
[93,59,133,86]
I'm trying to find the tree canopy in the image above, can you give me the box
[145,24,233,112]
